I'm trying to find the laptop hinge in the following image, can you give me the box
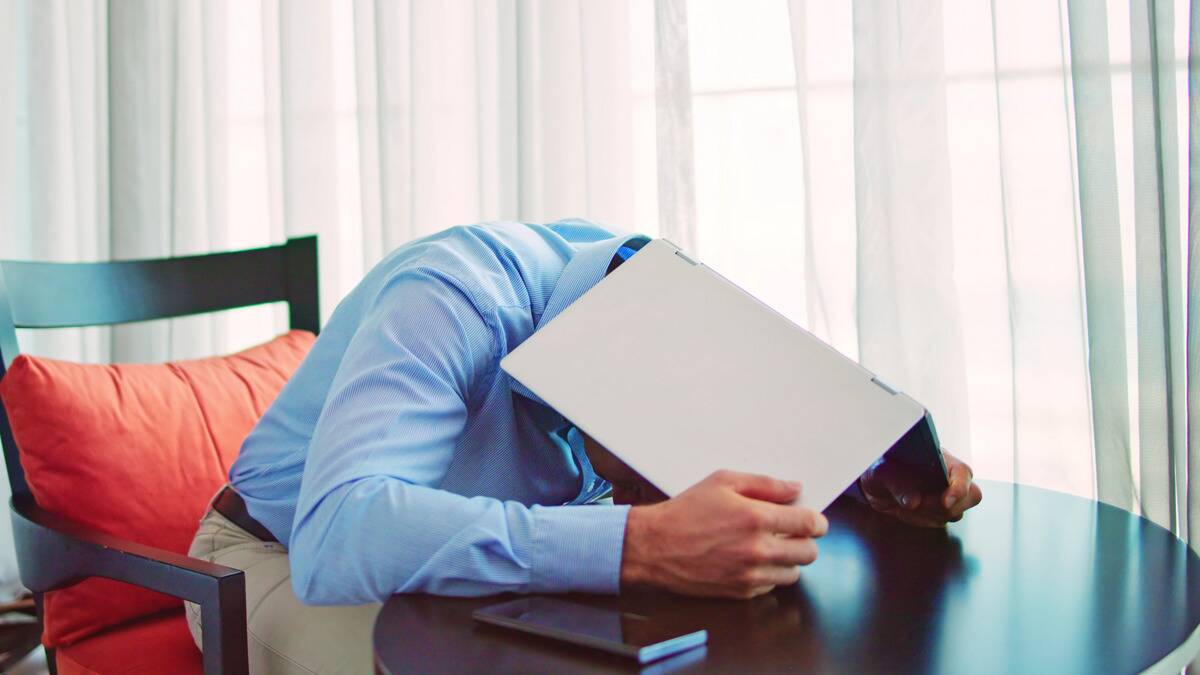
[674,250,698,266]
[871,376,899,395]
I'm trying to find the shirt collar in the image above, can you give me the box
[535,233,649,330]
[509,233,650,405]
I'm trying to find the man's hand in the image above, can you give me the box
[620,470,828,599]
[857,450,982,527]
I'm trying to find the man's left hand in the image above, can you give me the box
[857,450,982,527]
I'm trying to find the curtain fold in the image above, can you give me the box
[1188,0,1200,548]
[784,2,859,360]
[653,0,697,252]
[1066,0,1138,511]
[1129,0,1186,532]
[850,0,972,461]
[786,0,825,341]
[985,0,1097,495]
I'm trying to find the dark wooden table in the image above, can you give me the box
[373,480,1200,674]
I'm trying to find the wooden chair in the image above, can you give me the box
[0,236,319,675]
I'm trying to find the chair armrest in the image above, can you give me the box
[10,496,248,675]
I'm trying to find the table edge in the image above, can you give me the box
[375,480,1200,674]
[1143,619,1200,675]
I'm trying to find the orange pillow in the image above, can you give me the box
[0,330,315,648]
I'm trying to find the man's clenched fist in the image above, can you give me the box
[620,470,827,599]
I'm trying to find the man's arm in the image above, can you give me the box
[288,271,628,605]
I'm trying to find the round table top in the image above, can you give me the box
[373,480,1200,674]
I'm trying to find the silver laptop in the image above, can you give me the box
[501,238,947,511]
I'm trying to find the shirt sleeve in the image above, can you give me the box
[288,270,629,605]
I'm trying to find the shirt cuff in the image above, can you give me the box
[528,503,630,594]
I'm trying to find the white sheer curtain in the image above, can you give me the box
[670,0,1194,545]
[2,0,652,362]
[771,0,1194,542]
[1,0,1197,594]
[0,0,656,595]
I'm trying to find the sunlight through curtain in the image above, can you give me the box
[2,0,1198,594]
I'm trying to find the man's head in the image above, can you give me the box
[582,434,668,505]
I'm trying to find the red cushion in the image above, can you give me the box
[55,610,201,675]
[0,330,315,647]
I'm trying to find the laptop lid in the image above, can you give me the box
[501,238,941,511]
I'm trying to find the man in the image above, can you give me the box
[185,220,982,673]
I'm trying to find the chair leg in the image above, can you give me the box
[34,594,55,675]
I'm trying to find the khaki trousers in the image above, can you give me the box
[184,506,380,674]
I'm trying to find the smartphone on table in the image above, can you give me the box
[472,597,707,664]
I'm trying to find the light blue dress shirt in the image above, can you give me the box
[229,220,650,605]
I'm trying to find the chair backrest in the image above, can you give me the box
[0,236,319,501]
